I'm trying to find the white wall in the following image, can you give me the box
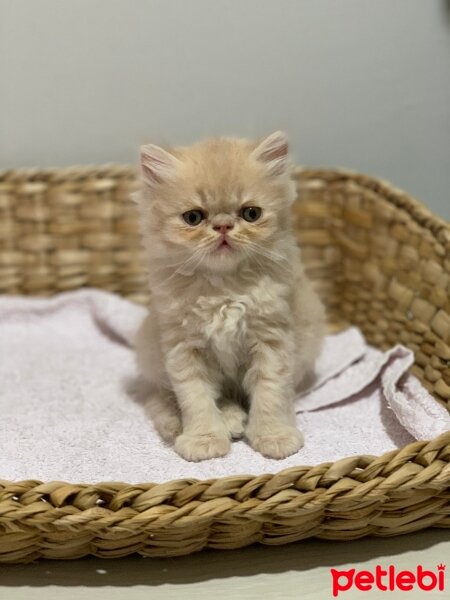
[1,0,449,219]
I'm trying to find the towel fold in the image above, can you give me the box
[0,289,448,483]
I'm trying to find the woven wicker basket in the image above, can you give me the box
[0,165,449,564]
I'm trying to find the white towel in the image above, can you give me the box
[0,289,448,483]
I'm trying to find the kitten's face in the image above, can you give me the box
[137,132,295,274]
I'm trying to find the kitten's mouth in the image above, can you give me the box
[214,238,233,253]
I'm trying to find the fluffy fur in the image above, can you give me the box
[134,132,325,461]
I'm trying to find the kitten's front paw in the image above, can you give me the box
[158,414,182,443]
[175,432,231,462]
[247,427,303,459]
[221,404,247,439]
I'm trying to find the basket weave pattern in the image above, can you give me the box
[0,165,449,562]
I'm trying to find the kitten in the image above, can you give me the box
[134,132,325,461]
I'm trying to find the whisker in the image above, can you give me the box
[232,237,290,267]
[242,246,265,272]
[151,247,206,290]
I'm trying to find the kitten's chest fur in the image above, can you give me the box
[191,293,248,378]
[164,272,291,380]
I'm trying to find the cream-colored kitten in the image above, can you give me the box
[134,132,325,461]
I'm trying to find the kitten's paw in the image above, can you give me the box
[247,427,303,459]
[175,432,231,462]
[221,404,247,439]
[157,414,182,443]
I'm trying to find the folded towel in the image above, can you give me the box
[0,289,448,483]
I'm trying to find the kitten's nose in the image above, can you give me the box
[212,220,234,234]
[213,223,234,234]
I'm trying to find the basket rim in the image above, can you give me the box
[1,163,448,240]
[1,430,449,499]
[0,162,450,227]
[293,166,449,245]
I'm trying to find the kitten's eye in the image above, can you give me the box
[240,206,262,223]
[182,210,205,226]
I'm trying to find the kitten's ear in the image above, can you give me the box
[140,144,180,186]
[251,131,289,177]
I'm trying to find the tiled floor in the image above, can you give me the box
[1,529,449,599]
